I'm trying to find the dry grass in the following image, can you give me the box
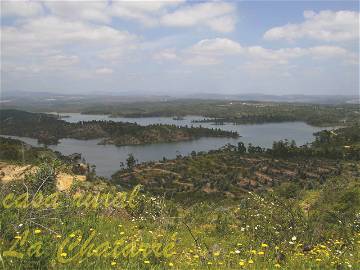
[0,162,85,191]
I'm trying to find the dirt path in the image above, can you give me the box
[0,162,85,191]
[0,162,36,183]
[56,173,86,191]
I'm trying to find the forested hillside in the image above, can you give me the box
[80,100,359,127]
[112,125,360,199]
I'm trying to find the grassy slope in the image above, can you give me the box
[0,162,359,270]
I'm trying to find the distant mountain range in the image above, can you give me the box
[181,93,360,104]
[1,90,359,105]
[0,90,173,103]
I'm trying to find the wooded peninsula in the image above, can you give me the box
[0,109,238,146]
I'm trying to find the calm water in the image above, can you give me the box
[3,113,328,178]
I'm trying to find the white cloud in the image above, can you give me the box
[244,45,356,72]
[111,0,184,27]
[3,54,80,74]
[2,1,235,33]
[183,55,221,66]
[2,15,138,79]
[264,10,360,42]
[44,0,110,23]
[307,45,348,57]
[111,1,236,33]
[161,2,237,33]
[181,38,242,65]
[3,16,137,57]
[246,45,353,66]
[44,54,80,69]
[158,38,354,66]
[152,38,244,66]
[246,46,307,65]
[1,0,44,17]
[188,38,242,55]
[2,3,357,95]
[95,67,114,75]
[153,49,178,61]
[97,48,126,62]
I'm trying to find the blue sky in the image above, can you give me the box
[1,0,359,96]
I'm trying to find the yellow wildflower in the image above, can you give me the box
[144,260,150,264]
[248,259,254,264]
[34,229,42,234]
[60,253,67,257]
[213,251,220,256]
[258,251,265,255]
[261,243,268,248]
[14,236,21,239]
[274,263,281,268]
[111,262,116,266]
[239,261,245,266]
[169,262,174,267]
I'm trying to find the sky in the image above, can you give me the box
[1,0,359,96]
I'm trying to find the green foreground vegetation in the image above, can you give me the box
[0,124,359,269]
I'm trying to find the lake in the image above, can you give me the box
[3,113,329,178]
